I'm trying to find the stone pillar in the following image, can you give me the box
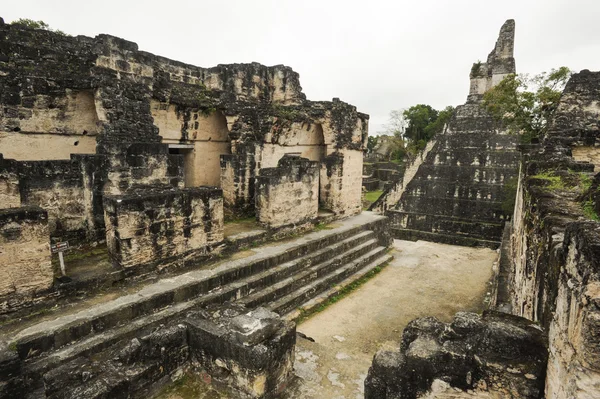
[0,207,53,309]
[103,187,224,269]
[255,154,319,229]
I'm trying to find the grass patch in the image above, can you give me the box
[296,259,390,324]
[314,222,334,231]
[582,200,600,221]
[531,171,568,190]
[154,371,227,399]
[579,172,594,192]
[363,190,384,210]
[364,190,384,203]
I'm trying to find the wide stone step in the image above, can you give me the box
[388,211,505,241]
[237,237,379,309]
[267,246,389,315]
[7,215,387,361]
[392,227,500,249]
[399,196,506,224]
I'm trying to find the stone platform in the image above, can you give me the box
[0,212,391,398]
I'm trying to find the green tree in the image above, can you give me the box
[382,104,455,160]
[403,104,439,143]
[482,67,571,142]
[11,18,50,29]
[367,135,378,153]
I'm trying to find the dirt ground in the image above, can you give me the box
[284,239,497,399]
[158,239,497,399]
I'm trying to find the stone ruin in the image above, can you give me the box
[0,16,368,314]
[1,14,600,399]
[364,23,600,399]
[372,20,520,248]
[0,16,398,399]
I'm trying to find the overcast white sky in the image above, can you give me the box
[3,0,599,134]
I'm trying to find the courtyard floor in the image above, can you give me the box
[159,239,497,399]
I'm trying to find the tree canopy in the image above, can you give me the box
[482,67,571,142]
[379,104,455,161]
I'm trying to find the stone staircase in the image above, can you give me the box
[0,213,391,398]
[387,129,519,249]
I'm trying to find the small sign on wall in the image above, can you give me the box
[51,241,69,254]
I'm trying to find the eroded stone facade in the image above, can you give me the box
[505,70,600,399]
[0,17,368,312]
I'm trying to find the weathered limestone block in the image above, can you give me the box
[186,305,295,399]
[0,155,20,208]
[103,187,224,269]
[0,154,107,241]
[320,150,363,216]
[0,207,53,307]
[220,143,259,218]
[543,222,600,399]
[103,142,184,196]
[364,311,547,399]
[256,155,319,229]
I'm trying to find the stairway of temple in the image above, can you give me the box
[385,20,520,248]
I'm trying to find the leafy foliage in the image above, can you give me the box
[482,67,571,142]
[10,18,67,35]
[471,60,484,77]
[381,104,454,162]
[367,135,378,153]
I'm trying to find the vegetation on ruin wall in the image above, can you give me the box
[530,169,599,220]
[10,18,68,35]
[471,60,484,77]
[482,67,572,143]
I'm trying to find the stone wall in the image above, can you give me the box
[364,311,547,399]
[0,18,368,224]
[0,154,107,241]
[503,70,600,398]
[103,143,185,196]
[103,187,224,270]
[256,155,319,229]
[0,207,53,310]
[15,304,296,399]
[507,148,600,399]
